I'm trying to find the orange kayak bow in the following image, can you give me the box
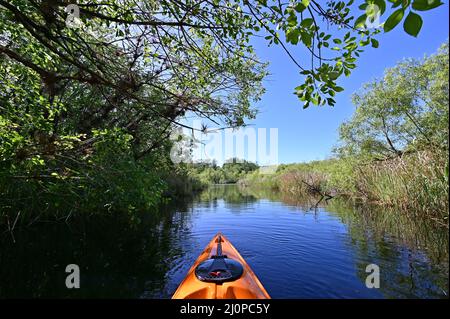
[172,233,270,299]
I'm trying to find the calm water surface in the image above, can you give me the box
[1,185,448,298]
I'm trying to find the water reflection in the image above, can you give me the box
[0,203,194,298]
[196,184,258,207]
[326,200,449,298]
[0,185,448,298]
[240,185,449,298]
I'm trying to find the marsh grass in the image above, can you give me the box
[239,151,449,225]
[355,151,448,223]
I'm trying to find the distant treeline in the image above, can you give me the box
[187,158,259,185]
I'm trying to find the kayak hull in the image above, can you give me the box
[172,233,270,299]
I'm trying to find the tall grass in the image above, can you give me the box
[355,151,448,223]
[239,151,449,225]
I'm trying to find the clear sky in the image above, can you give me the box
[245,3,449,164]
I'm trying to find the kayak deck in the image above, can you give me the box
[172,233,270,299]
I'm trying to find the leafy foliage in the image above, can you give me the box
[188,158,259,184]
[0,1,444,225]
[240,42,449,223]
[336,42,449,159]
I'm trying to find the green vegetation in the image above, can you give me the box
[0,1,444,228]
[187,158,259,185]
[241,42,449,225]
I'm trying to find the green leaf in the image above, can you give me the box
[401,0,412,9]
[359,4,368,10]
[412,0,443,11]
[286,28,300,44]
[371,38,379,48]
[403,11,423,37]
[302,0,310,7]
[295,0,310,12]
[344,68,351,76]
[303,101,310,109]
[287,12,297,27]
[389,0,403,8]
[360,38,371,46]
[354,14,367,29]
[372,0,387,14]
[384,8,405,33]
[300,18,314,28]
[328,72,340,80]
[270,5,281,13]
[301,32,312,47]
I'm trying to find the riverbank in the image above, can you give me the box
[238,149,449,226]
[238,43,449,226]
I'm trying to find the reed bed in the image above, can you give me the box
[239,151,449,225]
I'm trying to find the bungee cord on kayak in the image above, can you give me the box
[172,233,270,299]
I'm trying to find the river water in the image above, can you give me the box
[1,185,448,298]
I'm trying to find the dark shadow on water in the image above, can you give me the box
[0,201,193,298]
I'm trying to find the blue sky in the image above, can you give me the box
[245,3,449,164]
